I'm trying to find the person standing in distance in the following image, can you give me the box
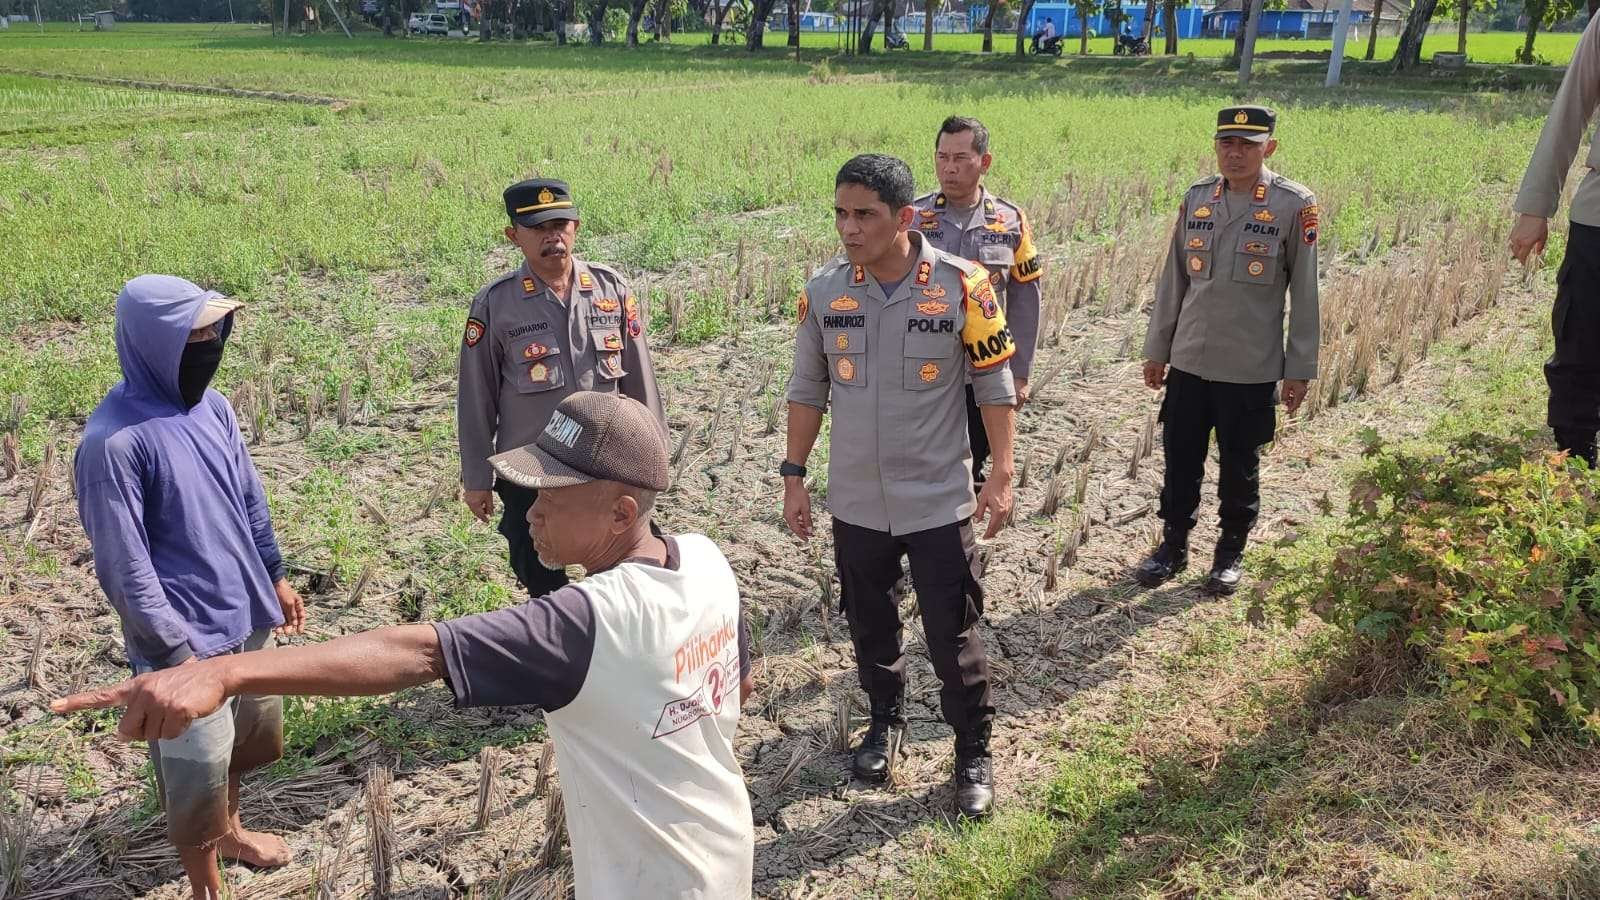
[1137,106,1320,596]
[1510,10,1600,467]
[458,178,665,597]
[912,116,1043,489]
[783,154,1018,819]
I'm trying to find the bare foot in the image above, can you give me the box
[215,828,292,868]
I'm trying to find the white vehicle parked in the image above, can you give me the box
[408,12,450,33]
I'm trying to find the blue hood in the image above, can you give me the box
[114,274,235,411]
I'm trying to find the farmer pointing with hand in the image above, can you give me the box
[59,392,754,899]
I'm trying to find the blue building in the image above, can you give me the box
[1202,0,1403,38]
[990,4,1207,40]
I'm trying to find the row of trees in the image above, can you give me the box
[18,0,1588,68]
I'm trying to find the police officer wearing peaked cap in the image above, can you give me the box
[782,153,1019,820]
[1136,106,1320,596]
[458,178,666,599]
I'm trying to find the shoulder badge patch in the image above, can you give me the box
[797,292,809,325]
[1301,203,1320,245]
[464,318,486,347]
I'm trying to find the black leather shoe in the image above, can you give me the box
[953,725,994,819]
[852,720,893,783]
[1204,529,1249,595]
[852,694,903,783]
[1134,526,1189,588]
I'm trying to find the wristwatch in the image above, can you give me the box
[779,460,807,479]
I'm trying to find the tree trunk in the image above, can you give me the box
[1078,3,1090,53]
[746,0,776,49]
[1233,0,1252,57]
[626,0,646,44]
[555,0,567,42]
[1014,0,1034,56]
[1364,0,1380,58]
[1162,0,1176,53]
[1391,0,1440,69]
[1590,0,1598,21]
[655,0,671,38]
[923,0,934,48]
[382,0,392,33]
[788,0,799,46]
[587,0,607,43]
[480,8,492,39]
[1456,0,1468,55]
[711,0,731,42]
[1520,2,1542,62]
[981,0,995,51]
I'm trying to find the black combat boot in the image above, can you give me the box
[1554,427,1598,469]
[1133,525,1189,588]
[852,693,903,783]
[953,722,994,819]
[1204,528,1250,596]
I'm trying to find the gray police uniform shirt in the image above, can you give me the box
[1515,9,1600,226]
[1143,168,1320,384]
[458,258,665,491]
[786,233,1017,536]
[911,189,1044,381]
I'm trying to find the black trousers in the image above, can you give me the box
[495,482,570,598]
[1157,368,1276,534]
[833,518,993,733]
[1547,221,1600,433]
[964,384,990,487]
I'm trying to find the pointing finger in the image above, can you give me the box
[51,682,132,715]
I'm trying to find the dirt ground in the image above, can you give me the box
[0,217,1549,897]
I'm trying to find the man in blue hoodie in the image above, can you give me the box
[75,274,306,898]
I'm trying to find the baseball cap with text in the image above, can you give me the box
[489,392,669,492]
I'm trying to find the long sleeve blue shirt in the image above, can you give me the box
[74,275,285,670]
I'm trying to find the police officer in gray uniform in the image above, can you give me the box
[783,154,1018,819]
[1510,9,1600,466]
[1137,106,1319,595]
[459,178,665,597]
[912,116,1043,487]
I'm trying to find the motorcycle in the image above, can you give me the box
[1113,33,1150,56]
[1030,34,1064,56]
[884,28,909,50]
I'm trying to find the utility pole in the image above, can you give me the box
[1324,0,1355,86]
[1237,0,1264,85]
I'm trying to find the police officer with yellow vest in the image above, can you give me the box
[458,179,665,598]
[911,116,1043,487]
[1137,107,1319,595]
[783,154,1017,819]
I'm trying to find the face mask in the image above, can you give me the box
[177,335,225,409]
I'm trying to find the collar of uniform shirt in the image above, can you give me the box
[522,258,576,302]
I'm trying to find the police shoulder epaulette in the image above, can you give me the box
[936,248,981,278]
[1190,174,1223,191]
[1272,176,1316,202]
[911,191,939,208]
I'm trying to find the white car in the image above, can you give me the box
[408,12,450,33]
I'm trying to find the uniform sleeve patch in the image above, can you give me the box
[961,272,1015,369]
[464,317,486,347]
[1300,203,1320,246]
[797,290,809,325]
